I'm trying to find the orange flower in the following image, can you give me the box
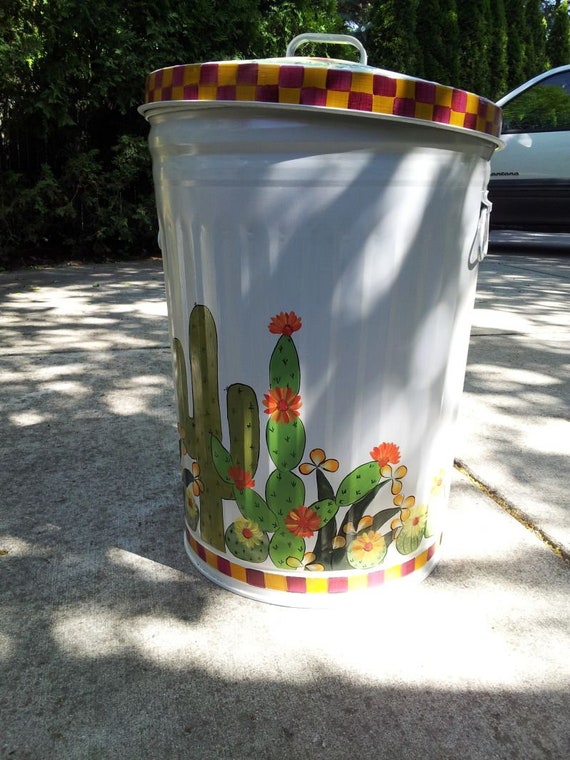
[262,387,302,424]
[268,311,302,336]
[370,442,400,467]
[284,506,321,538]
[299,448,339,475]
[228,466,255,491]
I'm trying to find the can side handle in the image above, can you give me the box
[286,33,368,66]
[468,192,493,269]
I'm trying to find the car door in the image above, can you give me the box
[489,67,570,230]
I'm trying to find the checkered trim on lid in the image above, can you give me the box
[145,61,502,138]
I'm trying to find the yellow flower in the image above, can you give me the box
[234,518,264,549]
[392,496,428,555]
[347,530,387,569]
[431,469,446,497]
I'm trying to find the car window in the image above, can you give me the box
[501,70,570,133]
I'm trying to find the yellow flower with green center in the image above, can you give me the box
[234,517,264,549]
[347,530,387,569]
[395,500,428,555]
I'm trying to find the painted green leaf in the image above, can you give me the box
[371,507,400,532]
[234,487,278,532]
[225,522,269,563]
[335,461,381,507]
[269,336,300,393]
[311,518,337,570]
[316,468,335,500]
[210,435,234,483]
[266,417,306,471]
[269,527,305,569]
[265,469,305,521]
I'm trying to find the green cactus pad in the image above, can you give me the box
[211,435,234,483]
[269,336,300,393]
[265,469,305,521]
[310,498,338,528]
[266,417,306,471]
[268,527,305,569]
[395,523,426,555]
[336,461,382,507]
[225,522,269,563]
[234,487,279,532]
[227,383,260,476]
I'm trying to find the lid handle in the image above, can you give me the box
[286,33,368,66]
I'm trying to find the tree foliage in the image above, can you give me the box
[547,0,570,65]
[1,0,567,266]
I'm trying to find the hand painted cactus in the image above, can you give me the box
[174,304,260,551]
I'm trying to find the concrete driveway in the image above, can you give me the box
[1,252,568,759]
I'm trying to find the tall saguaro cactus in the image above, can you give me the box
[174,305,259,550]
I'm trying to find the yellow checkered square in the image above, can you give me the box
[264,573,289,592]
[351,72,374,93]
[236,85,257,101]
[279,87,301,105]
[326,90,350,109]
[384,564,402,582]
[305,576,328,594]
[435,85,453,108]
[415,102,434,121]
[396,78,415,99]
[347,573,368,592]
[414,549,428,570]
[217,63,239,85]
[230,564,248,584]
[198,85,218,100]
[257,64,280,85]
[302,67,328,89]
[184,65,200,86]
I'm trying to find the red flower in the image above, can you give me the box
[262,387,302,424]
[227,466,255,491]
[268,311,302,336]
[370,442,400,467]
[284,506,321,538]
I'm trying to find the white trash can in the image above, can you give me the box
[140,34,502,606]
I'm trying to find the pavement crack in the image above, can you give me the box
[454,458,570,566]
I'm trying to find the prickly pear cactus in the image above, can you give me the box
[176,303,434,575]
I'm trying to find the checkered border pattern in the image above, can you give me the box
[186,528,441,595]
[146,62,502,138]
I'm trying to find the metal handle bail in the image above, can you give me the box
[286,33,368,65]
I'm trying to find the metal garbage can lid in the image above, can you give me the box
[143,33,502,140]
